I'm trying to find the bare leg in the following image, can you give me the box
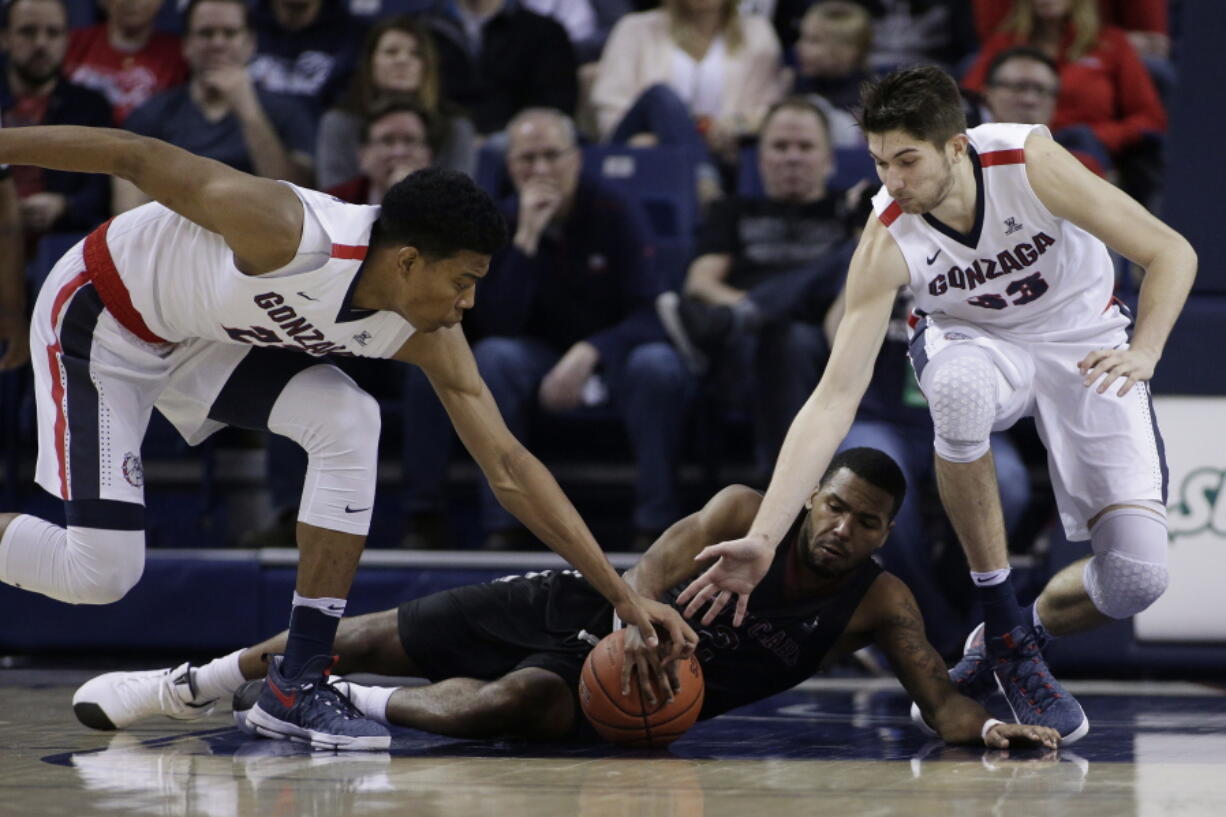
[1034,558,1110,637]
[240,610,415,680]
[934,451,1009,571]
[295,522,364,599]
[0,513,16,539]
[385,668,574,740]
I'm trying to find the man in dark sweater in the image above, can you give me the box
[0,0,111,239]
[403,108,691,549]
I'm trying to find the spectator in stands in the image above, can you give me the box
[791,0,874,114]
[0,123,25,371]
[425,0,579,136]
[1,0,112,243]
[115,0,314,213]
[590,0,784,166]
[655,98,855,472]
[980,46,1108,177]
[402,108,692,550]
[326,99,438,204]
[317,15,475,189]
[247,0,365,118]
[62,0,188,123]
[826,290,1032,656]
[973,0,1171,64]
[962,0,1166,169]
[859,0,978,75]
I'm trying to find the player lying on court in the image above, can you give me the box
[676,66,1197,744]
[75,448,1059,750]
[0,126,694,751]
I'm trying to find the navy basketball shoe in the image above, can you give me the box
[245,654,390,751]
[989,626,1089,744]
[947,622,996,702]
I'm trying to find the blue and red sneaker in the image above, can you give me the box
[990,626,1088,744]
[245,654,390,751]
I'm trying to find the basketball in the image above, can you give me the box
[578,629,705,748]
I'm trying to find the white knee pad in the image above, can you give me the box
[922,344,997,463]
[1084,507,1170,619]
[0,515,144,604]
[268,365,381,536]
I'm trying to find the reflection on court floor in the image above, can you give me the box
[3,673,1225,817]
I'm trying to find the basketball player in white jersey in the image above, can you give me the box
[676,66,1197,741]
[0,126,697,750]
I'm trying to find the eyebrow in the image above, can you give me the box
[867,147,921,163]
[827,491,886,524]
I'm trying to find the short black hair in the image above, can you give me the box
[820,447,907,520]
[985,46,1060,85]
[858,65,967,149]
[2,0,69,29]
[375,167,508,259]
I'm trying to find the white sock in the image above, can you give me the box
[970,567,1011,587]
[1032,602,1052,636]
[344,683,396,726]
[193,649,248,700]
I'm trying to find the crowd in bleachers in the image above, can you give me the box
[0,0,1181,652]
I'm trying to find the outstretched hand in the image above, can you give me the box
[984,722,1060,750]
[674,537,775,626]
[619,624,681,707]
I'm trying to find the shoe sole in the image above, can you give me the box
[655,292,709,375]
[246,702,391,752]
[993,673,1090,746]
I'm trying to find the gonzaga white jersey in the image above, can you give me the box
[871,123,1127,340]
[96,183,415,358]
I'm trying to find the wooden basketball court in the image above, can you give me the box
[3,670,1224,816]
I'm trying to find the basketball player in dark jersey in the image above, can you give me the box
[74,448,1058,749]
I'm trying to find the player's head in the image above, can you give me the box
[859,65,969,215]
[983,46,1060,127]
[505,108,582,208]
[799,448,906,579]
[758,97,833,203]
[373,168,508,332]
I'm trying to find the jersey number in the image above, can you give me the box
[223,325,282,344]
[966,271,1050,311]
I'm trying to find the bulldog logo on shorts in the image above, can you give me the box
[122,452,144,488]
[944,331,971,341]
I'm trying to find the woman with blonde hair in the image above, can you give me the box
[316,15,475,188]
[590,0,783,162]
[962,0,1165,162]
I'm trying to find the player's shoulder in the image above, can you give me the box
[858,570,920,622]
[701,484,764,533]
[968,122,1050,155]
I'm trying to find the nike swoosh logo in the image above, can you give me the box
[269,681,297,709]
[926,249,942,265]
[344,505,370,513]
[297,291,318,301]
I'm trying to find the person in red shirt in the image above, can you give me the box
[962,0,1165,162]
[62,0,188,123]
[973,0,1169,62]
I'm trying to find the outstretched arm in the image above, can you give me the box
[395,327,698,659]
[1025,130,1197,396]
[870,575,1059,749]
[0,126,304,274]
[0,175,26,370]
[677,216,906,626]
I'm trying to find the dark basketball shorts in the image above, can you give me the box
[396,570,615,737]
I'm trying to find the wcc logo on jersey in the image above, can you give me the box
[1168,468,1226,540]
[1004,216,1024,235]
